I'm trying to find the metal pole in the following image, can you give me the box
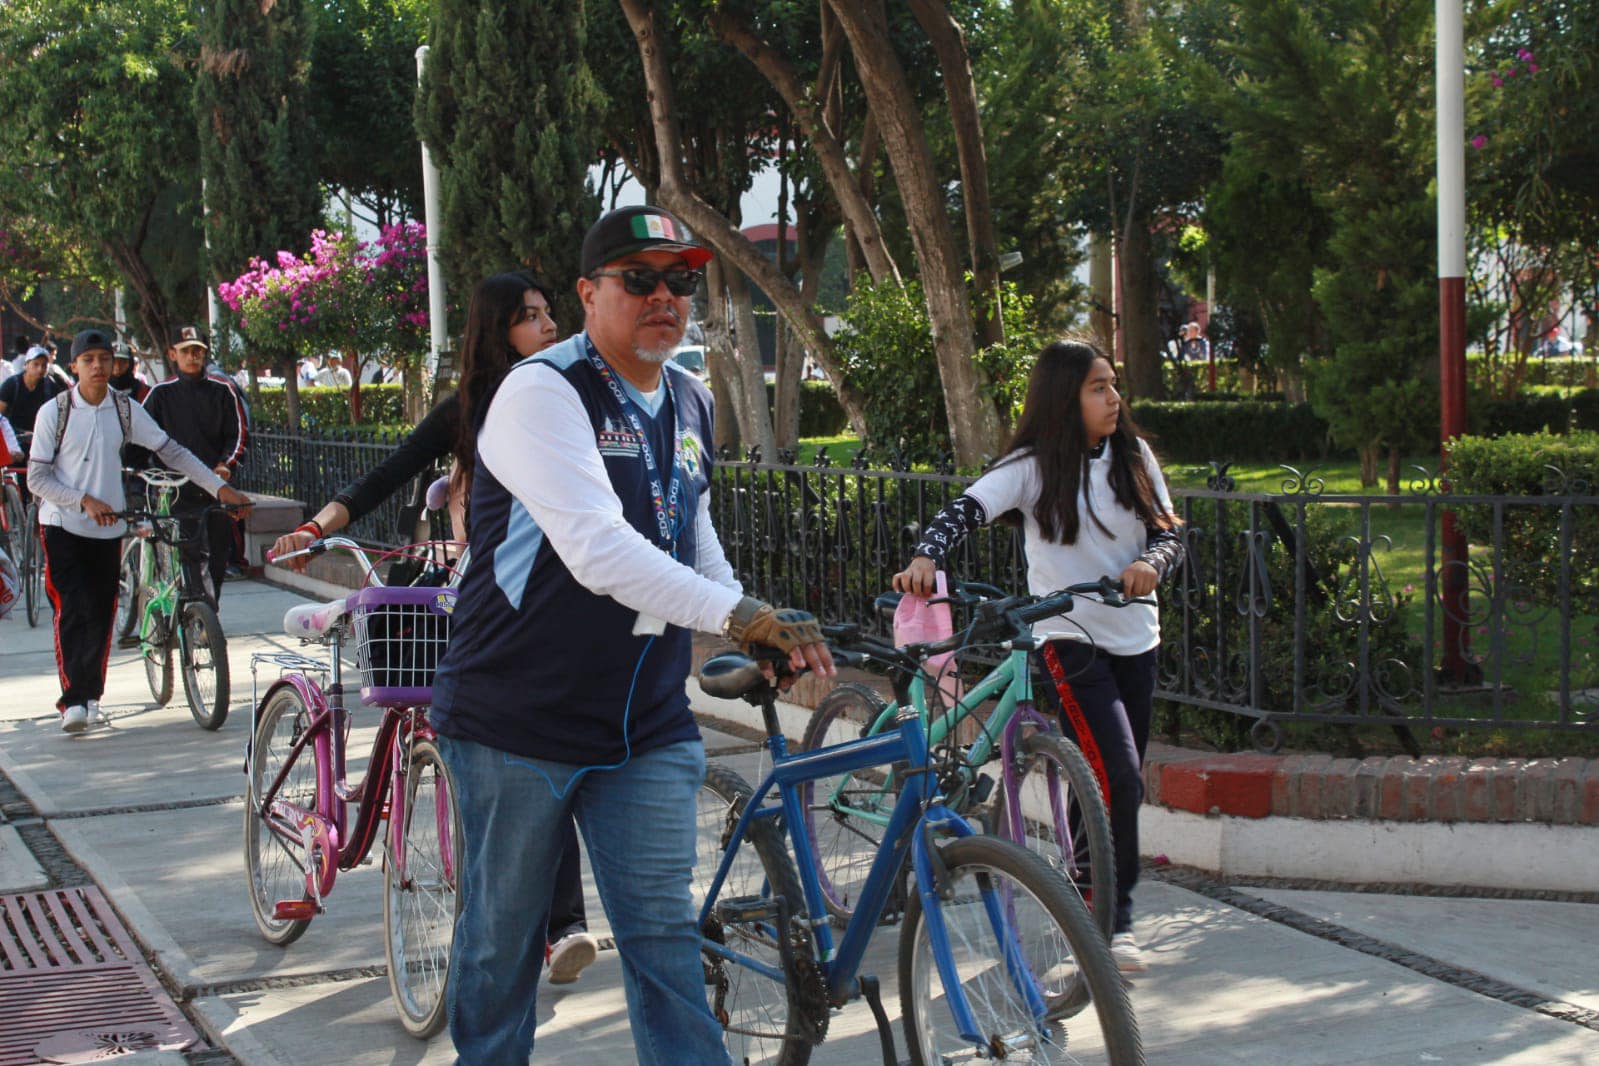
[1437,0,1471,682]
[416,45,448,386]
[1206,261,1217,391]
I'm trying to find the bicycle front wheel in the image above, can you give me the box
[244,687,318,946]
[799,683,896,924]
[696,763,817,1066]
[179,600,230,729]
[994,729,1117,943]
[2,483,23,568]
[383,736,459,1039]
[900,836,1142,1066]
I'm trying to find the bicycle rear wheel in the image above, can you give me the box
[115,538,146,642]
[799,683,897,923]
[179,600,230,729]
[245,687,319,945]
[144,630,174,705]
[383,735,459,1039]
[23,507,42,627]
[994,729,1117,943]
[899,836,1141,1065]
[695,764,817,1066]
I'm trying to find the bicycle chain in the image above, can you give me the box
[789,926,831,1045]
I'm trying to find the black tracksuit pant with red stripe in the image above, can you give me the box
[1039,639,1156,935]
[42,526,120,710]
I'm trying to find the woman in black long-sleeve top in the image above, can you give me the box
[272,272,556,555]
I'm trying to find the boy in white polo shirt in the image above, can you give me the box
[27,329,251,733]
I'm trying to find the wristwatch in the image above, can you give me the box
[722,596,764,642]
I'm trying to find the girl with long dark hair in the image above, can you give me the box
[893,336,1185,972]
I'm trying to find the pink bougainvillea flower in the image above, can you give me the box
[1471,134,1487,149]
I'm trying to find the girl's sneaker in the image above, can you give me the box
[547,931,598,985]
[1111,931,1146,973]
[61,705,89,733]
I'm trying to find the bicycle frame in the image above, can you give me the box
[699,705,1051,1041]
[819,642,1060,833]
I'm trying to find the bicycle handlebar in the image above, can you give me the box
[265,536,399,587]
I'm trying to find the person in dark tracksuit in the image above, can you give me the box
[139,325,247,607]
[894,337,1185,974]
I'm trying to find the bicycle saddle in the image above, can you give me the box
[698,652,768,700]
[283,599,348,640]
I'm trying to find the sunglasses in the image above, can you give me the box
[590,267,702,297]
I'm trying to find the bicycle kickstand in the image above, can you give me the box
[856,975,902,1066]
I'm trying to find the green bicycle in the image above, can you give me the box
[801,578,1145,941]
[114,469,235,730]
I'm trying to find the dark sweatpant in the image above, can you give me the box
[42,526,121,710]
[175,503,234,605]
[1039,640,1156,935]
[548,816,587,943]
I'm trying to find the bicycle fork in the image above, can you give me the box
[912,805,1052,1049]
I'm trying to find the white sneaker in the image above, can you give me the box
[1111,931,1146,974]
[61,705,89,734]
[547,931,598,985]
[86,699,101,725]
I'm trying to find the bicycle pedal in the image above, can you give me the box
[272,899,318,920]
[716,895,782,925]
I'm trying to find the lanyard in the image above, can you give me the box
[583,335,685,547]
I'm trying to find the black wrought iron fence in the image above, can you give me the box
[709,449,1598,741]
[238,431,439,548]
[249,432,1597,738]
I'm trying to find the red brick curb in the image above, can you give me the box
[1142,744,1599,827]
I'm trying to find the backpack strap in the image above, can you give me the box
[51,391,73,455]
[51,389,134,455]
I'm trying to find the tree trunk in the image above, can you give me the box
[710,9,900,286]
[1358,443,1379,488]
[1118,221,1164,401]
[284,365,303,432]
[906,0,1003,350]
[724,265,779,459]
[618,0,869,441]
[1088,234,1115,351]
[1386,445,1402,497]
[825,0,1003,467]
[346,347,363,424]
[701,260,741,454]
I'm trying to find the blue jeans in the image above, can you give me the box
[440,735,730,1065]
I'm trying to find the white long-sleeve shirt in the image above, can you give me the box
[28,387,225,539]
[476,359,744,635]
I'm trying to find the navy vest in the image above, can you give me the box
[429,334,717,764]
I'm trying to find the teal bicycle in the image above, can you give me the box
[801,578,1144,941]
[113,469,235,730]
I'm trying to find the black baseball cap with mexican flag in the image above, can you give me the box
[580,206,712,277]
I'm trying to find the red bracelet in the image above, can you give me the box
[294,520,324,539]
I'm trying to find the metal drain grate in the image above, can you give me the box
[0,887,198,1064]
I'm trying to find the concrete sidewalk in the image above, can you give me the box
[1,579,1596,1063]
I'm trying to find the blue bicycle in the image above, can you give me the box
[694,644,1141,1065]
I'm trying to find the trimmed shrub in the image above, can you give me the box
[252,384,406,429]
[1131,401,1333,463]
[1448,431,1599,612]
[767,379,850,439]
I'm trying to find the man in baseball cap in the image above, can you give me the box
[0,342,65,441]
[429,203,832,1059]
[578,204,714,278]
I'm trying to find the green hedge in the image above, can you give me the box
[767,380,849,438]
[252,384,405,429]
[1132,401,1334,463]
[1448,430,1599,612]
[1135,389,1599,464]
